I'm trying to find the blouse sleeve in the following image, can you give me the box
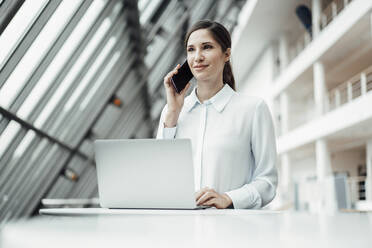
[156,104,177,139]
[225,99,278,209]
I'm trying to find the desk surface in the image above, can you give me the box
[1,208,372,248]
[38,207,280,215]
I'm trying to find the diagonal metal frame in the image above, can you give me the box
[37,3,126,142]
[0,0,25,36]
[32,3,144,213]
[31,47,137,216]
[52,17,130,145]
[8,0,93,115]
[0,0,122,221]
[0,0,63,88]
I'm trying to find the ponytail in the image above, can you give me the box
[223,61,235,90]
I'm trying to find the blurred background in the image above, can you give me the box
[0,0,371,224]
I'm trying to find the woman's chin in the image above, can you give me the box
[194,73,212,82]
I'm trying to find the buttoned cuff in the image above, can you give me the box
[162,124,177,139]
[225,184,262,209]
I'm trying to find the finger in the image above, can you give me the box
[195,187,208,200]
[164,65,180,83]
[195,187,210,201]
[165,68,180,86]
[203,198,216,207]
[164,72,176,88]
[173,64,181,74]
[163,72,172,84]
[197,191,217,206]
[195,191,204,202]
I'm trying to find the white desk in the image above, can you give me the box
[38,207,280,216]
[1,208,372,248]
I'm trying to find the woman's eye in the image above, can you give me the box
[187,47,194,52]
[204,45,212,49]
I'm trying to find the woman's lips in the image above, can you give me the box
[193,65,208,71]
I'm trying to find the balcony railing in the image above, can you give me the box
[320,0,353,30]
[326,65,372,112]
[347,176,366,205]
[287,0,353,67]
[288,31,312,63]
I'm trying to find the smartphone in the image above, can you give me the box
[170,61,193,94]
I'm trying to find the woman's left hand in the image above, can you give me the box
[195,187,232,209]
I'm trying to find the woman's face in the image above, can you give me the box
[186,29,230,83]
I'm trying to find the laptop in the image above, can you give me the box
[94,139,208,209]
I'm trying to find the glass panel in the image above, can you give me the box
[80,50,121,109]
[13,130,36,158]
[16,0,108,120]
[64,36,118,112]
[58,48,122,141]
[0,0,49,70]
[140,0,161,24]
[34,16,115,129]
[138,0,150,12]
[0,121,21,159]
[0,0,83,109]
[29,139,49,162]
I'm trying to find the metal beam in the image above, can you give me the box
[0,0,24,36]
[0,0,62,88]
[0,107,87,158]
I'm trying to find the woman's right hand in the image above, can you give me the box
[163,64,191,127]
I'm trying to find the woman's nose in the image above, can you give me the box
[194,50,204,62]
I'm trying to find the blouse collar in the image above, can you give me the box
[184,83,235,113]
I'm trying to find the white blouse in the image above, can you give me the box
[156,84,278,209]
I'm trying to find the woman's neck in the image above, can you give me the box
[196,78,224,103]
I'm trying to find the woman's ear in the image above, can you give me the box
[225,48,231,62]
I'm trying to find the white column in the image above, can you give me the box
[335,89,341,107]
[331,2,337,19]
[370,12,372,38]
[316,139,332,182]
[280,92,289,134]
[313,62,327,116]
[361,73,367,95]
[279,91,291,204]
[280,153,292,207]
[281,154,290,186]
[279,35,289,71]
[315,138,333,211]
[281,154,291,188]
[347,81,353,102]
[366,140,372,201]
[312,0,322,37]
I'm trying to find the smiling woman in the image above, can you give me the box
[185,21,235,95]
[157,20,278,209]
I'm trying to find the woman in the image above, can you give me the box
[157,20,277,209]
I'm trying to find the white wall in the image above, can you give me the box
[291,155,317,182]
[292,96,316,130]
[331,149,365,177]
[290,148,365,180]
[238,46,274,105]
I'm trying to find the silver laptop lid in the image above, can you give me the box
[94,139,197,209]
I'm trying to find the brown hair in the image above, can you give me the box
[184,20,235,90]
